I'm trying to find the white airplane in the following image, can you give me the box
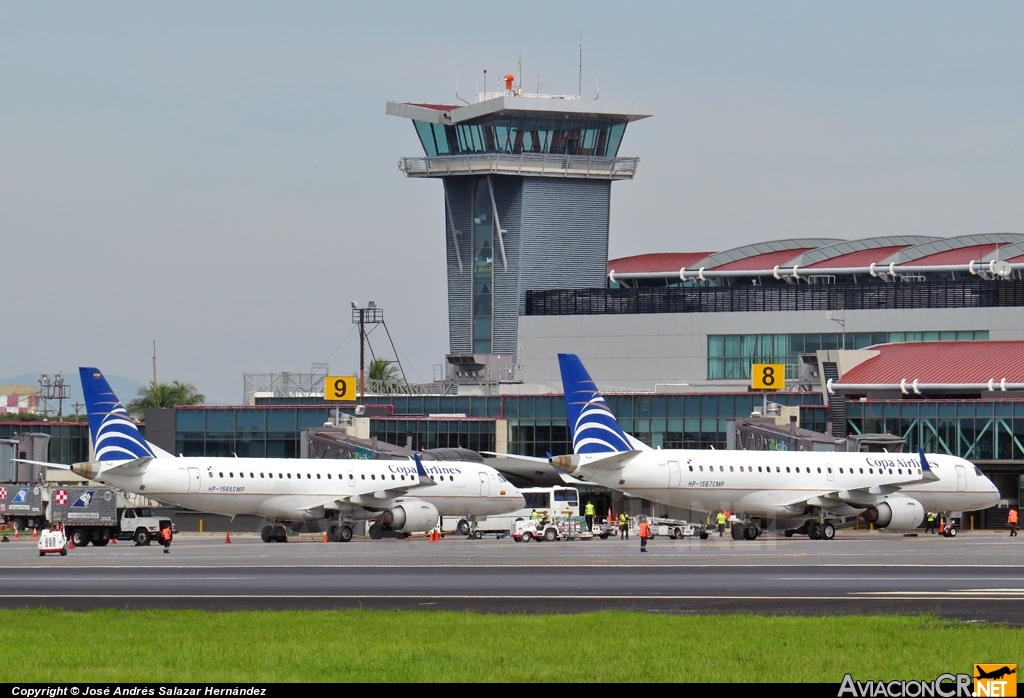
[45,367,525,543]
[547,354,1000,540]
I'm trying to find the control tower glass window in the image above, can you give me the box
[413,117,628,158]
[471,178,493,354]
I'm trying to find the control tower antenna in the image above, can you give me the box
[578,33,582,98]
[518,52,522,93]
[456,76,470,105]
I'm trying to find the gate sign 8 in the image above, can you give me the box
[324,376,357,402]
[751,364,785,391]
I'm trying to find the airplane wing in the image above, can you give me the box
[480,451,548,463]
[552,450,642,472]
[13,459,73,470]
[303,455,438,512]
[764,452,945,512]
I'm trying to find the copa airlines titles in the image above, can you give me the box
[387,464,462,476]
[863,456,932,470]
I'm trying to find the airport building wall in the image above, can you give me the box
[517,306,1024,391]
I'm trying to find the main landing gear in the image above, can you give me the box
[327,523,354,542]
[784,518,836,540]
[260,523,289,543]
[730,521,762,540]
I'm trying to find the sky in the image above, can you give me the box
[2,2,1023,403]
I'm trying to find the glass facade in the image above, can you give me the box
[471,178,493,354]
[413,116,627,158]
[708,331,989,380]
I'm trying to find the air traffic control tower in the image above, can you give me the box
[387,78,651,382]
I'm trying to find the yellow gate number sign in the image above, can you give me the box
[751,364,785,391]
[324,376,357,402]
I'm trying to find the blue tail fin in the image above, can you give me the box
[79,368,154,462]
[558,354,632,454]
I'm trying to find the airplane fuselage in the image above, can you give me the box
[574,449,999,518]
[82,456,526,522]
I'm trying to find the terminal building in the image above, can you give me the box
[6,84,1024,527]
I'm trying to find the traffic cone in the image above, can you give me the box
[224,532,231,544]
[67,539,74,549]
[13,527,19,539]
[322,532,329,543]
[110,537,117,545]
[32,527,38,539]
[429,529,440,543]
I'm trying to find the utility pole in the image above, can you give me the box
[152,340,157,386]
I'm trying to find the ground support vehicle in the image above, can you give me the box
[49,486,173,547]
[0,484,47,532]
[649,517,709,540]
[511,516,582,542]
[37,529,67,556]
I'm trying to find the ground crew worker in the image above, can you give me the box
[638,516,651,553]
[925,512,936,534]
[584,501,596,532]
[531,509,542,525]
[717,511,727,537]
[1009,508,1019,538]
[619,512,629,540]
[160,524,173,553]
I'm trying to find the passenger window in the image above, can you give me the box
[229,472,234,478]
[719,466,724,472]
[327,474,331,479]
[859,468,863,474]
[361,474,365,480]
[786,467,790,473]
[897,468,902,475]
[391,474,396,480]
[839,468,843,474]
[776,467,780,473]
[729,466,734,472]
[371,474,375,480]
[757,466,762,472]
[219,472,223,478]
[287,473,291,479]
[401,474,406,480]
[208,472,213,478]
[260,473,264,478]
[699,466,703,472]
[688,466,693,472]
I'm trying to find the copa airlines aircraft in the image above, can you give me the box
[550,354,1000,540]
[58,368,525,543]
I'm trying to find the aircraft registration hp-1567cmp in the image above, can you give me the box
[53,368,525,543]
[549,354,1000,541]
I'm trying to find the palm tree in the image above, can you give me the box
[367,359,405,394]
[126,381,205,418]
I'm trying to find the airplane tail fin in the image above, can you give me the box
[558,354,633,455]
[79,368,154,463]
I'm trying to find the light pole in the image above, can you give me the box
[351,301,384,398]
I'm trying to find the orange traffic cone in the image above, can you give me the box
[322,532,329,543]
[32,527,38,539]
[110,537,117,545]
[224,532,231,544]
[429,529,440,543]
[13,527,19,539]
[67,538,74,549]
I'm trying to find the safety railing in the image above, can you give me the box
[398,154,639,180]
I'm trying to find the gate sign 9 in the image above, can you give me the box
[751,364,785,391]
[324,376,357,402]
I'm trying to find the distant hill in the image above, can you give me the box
[0,372,146,415]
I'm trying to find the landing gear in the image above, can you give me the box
[819,522,836,541]
[327,524,354,543]
[368,522,384,540]
[261,524,288,542]
[731,520,761,540]
[800,517,836,541]
[456,519,471,536]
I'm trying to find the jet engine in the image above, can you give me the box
[378,499,439,533]
[859,495,925,530]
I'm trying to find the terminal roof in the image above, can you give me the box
[837,341,1024,386]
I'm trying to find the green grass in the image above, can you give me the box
[1,610,1021,682]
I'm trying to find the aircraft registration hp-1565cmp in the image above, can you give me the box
[549,354,1000,540]
[48,368,525,543]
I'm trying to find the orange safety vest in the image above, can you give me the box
[161,528,173,541]
[1009,510,1019,525]
[638,522,650,539]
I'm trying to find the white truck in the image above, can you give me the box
[48,486,174,547]
[648,517,709,540]
[457,486,582,538]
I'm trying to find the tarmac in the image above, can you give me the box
[1,530,1022,623]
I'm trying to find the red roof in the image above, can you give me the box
[608,252,712,274]
[804,245,908,269]
[904,244,1004,266]
[838,341,1024,385]
[712,248,815,272]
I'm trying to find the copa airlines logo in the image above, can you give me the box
[572,395,631,454]
[94,405,154,462]
[72,491,97,508]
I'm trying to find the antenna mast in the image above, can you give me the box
[578,33,582,98]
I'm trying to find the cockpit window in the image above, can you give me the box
[974,466,983,477]
[497,475,507,482]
